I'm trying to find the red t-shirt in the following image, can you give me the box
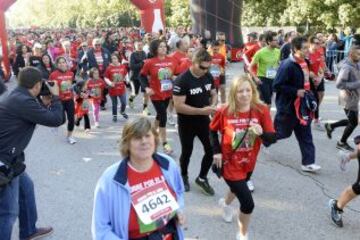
[243,42,261,72]
[74,93,90,118]
[308,50,325,76]
[49,70,74,101]
[295,56,311,90]
[104,64,128,96]
[140,57,176,101]
[87,78,105,104]
[210,53,226,88]
[209,105,274,181]
[128,161,175,239]
[170,51,191,75]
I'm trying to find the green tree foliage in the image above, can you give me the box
[168,0,191,27]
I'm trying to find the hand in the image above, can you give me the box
[40,95,52,107]
[249,122,263,136]
[254,77,262,85]
[145,87,154,96]
[213,153,222,168]
[202,106,216,115]
[176,212,185,226]
[297,89,305,98]
[46,81,59,96]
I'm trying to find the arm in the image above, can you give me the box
[210,89,217,106]
[91,180,123,240]
[336,68,360,90]
[209,130,221,154]
[173,95,206,115]
[273,62,298,97]
[16,97,64,127]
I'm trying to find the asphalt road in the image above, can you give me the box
[6,62,360,240]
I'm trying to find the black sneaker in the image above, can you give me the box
[112,116,117,122]
[195,177,215,196]
[324,123,333,139]
[329,199,343,227]
[336,141,354,152]
[182,175,190,192]
[121,112,129,120]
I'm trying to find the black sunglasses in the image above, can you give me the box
[199,65,209,70]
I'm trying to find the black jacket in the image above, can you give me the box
[0,87,64,165]
[129,51,147,81]
[13,55,26,76]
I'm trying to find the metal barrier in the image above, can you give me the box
[325,50,349,75]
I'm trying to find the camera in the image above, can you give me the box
[40,80,54,96]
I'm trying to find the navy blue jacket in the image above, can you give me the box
[0,87,64,165]
[86,48,111,74]
[273,55,308,114]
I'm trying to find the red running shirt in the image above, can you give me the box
[308,50,325,76]
[104,64,128,96]
[210,53,226,88]
[210,105,274,181]
[87,79,105,104]
[49,70,74,101]
[128,161,175,239]
[140,57,176,101]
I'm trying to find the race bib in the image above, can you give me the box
[160,80,173,92]
[132,181,179,225]
[82,100,89,111]
[210,65,221,78]
[266,67,277,79]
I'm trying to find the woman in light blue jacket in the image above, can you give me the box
[92,117,185,240]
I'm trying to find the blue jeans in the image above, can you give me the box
[110,94,127,116]
[0,172,38,240]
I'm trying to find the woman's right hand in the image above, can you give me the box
[145,87,154,96]
[213,153,222,168]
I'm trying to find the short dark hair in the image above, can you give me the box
[308,35,318,44]
[265,31,277,45]
[291,36,308,52]
[149,39,167,57]
[211,40,221,47]
[176,39,183,49]
[192,48,212,64]
[259,34,266,42]
[18,67,42,89]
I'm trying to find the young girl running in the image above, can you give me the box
[87,68,105,128]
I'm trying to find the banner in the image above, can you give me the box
[130,0,165,34]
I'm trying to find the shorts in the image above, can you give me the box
[258,77,273,105]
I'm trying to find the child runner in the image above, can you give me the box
[87,67,105,128]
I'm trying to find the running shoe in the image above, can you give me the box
[112,116,117,122]
[338,150,350,171]
[324,123,333,139]
[129,97,135,109]
[313,121,325,131]
[236,232,249,240]
[121,112,129,120]
[163,142,173,155]
[100,106,106,111]
[336,141,354,152]
[218,198,233,223]
[247,180,255,192]
[67,136,77,145]
[85,128,91,133]
[143,107,151,116]
[301,164,321,172]
[168,114,176,126]
[94,122,100,128]
[329,199,343,227]
[195,177,215,196]
[182,175,190,192]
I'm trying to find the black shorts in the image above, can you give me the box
[258,77,273,105]
[220,75,226,85]
[151,98,170,128]
[316,79,325,92]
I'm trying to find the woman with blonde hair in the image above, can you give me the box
[209,75,276,240]
[92,117,185,240]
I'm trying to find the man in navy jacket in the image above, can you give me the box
[273,36,321,172]
[0,67,64,240]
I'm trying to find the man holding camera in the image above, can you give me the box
[0,67,64,240]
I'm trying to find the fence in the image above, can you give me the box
[325,49,349,75]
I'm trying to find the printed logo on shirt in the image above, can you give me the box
[60,81,71,92]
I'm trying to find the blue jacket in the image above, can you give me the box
[86,48,111,74]
[273,54,308,115]
[92,153,185,240]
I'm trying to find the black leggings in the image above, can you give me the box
[62,100,75,132]
[178,118,213,179]
[75,114,90,129]
[225,173,254,214]
[151,98,170,128]
[330,109,358,143]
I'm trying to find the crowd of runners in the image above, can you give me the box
[0,25,360,240]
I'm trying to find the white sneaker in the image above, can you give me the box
[168,114,176,126]
[84,129,90,134]
[67,136,77,145]
[338,150,350,171]
[236,232,249,240]
[301,164,321,172]
[218,198,233,223]
[94,122,100,128]
[313,121,325,131]
[247,180,255,192]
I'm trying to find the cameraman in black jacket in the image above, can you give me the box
[0,67,64,240]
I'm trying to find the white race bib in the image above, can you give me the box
[160,79,173,92]
[132,182,179,225]
[266,67,277,79]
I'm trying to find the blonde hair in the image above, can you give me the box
[120,117,159,157]
[227,75,263,115]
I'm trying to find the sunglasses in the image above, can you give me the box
[199,65,209,70]
[219,39,225,42]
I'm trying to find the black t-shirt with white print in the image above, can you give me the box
[173,69,215,122]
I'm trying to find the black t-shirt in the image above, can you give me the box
[29,56,42,67]
[173,70,215,121]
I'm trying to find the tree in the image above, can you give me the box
[169,0,191,27]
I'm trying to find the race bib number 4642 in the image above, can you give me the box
[132,182,179,225]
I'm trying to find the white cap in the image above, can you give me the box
[33,42,42,49]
